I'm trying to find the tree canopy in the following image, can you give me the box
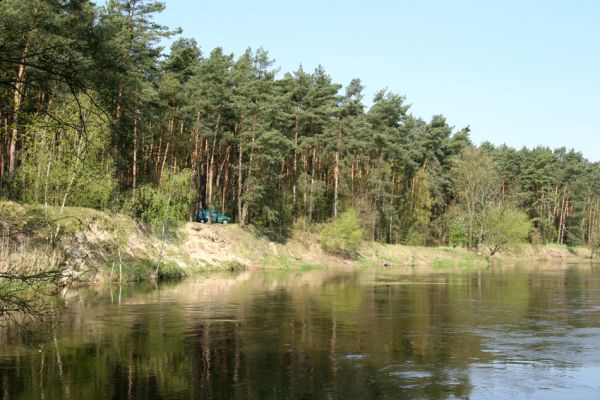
[1,0,598,251]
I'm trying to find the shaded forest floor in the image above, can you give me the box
[0,202,594,285]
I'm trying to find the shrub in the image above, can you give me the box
[116,260,186,282]
[484,205,532,255]
[320,209,363,258]
[124,169,193,236]
[220,260,247,271]
[405,226,426,246]
[449,215,470,247]
[157,261,187,280]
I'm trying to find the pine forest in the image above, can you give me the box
[1,0,600,253]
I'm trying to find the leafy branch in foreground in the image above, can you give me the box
[0,213,72,322]
[0,267,65,321]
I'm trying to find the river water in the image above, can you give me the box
[1,264,600,399]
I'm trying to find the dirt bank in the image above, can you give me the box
[0,202,594,284]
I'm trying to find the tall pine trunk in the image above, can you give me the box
[309,147,317,222]
[206,112,221,223]
[132,113,138,192]
[292,113,300,217]
[333,119,343,218]
[8,44,33,178]
[302,152,308,212]
[237,140,244,226]
[8,4,41,180]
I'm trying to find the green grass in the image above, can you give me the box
[157,261,187,280]
[111,260,187,282]
[430,252,486,269]
[258,256,329,271]
[218,260,247,271]
[297,263,327,271]
[431,259,455,269]
[260,255,292,269]
[119,261,149,281]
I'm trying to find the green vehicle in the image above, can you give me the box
[197,209,231,224]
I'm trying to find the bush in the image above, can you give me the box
[449,215,470,247]
[219,260,247,271]
[157,261,187,280]
[320,209,363,258]
[484,206,532,255]
[116,260,187,282]
[405,225,426,246]
[119,261,150,282]
[124,169,193,236]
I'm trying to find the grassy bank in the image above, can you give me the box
[0,202,594,285]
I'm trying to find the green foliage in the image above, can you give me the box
[118,260,186,282]
[18,97,116,209]
[256,256,325,271]
[297,263,327,271]
[1,0,599,254]
[260,255,292,269]
[118,261,150,282]
[157,261,187,280]
[483,206,532,255]
[126,169,193,236]
[405,227,426,246]
[431,259,455,269]
[0,272,61,319]
[449,215,470,247]
[219,260,247,272]
[492,145,600,246]
[320,209,363,258]
[449,147,501,249]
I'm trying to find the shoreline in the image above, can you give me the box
[1,202,595,286]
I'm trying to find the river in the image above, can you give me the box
[1,264,600,399]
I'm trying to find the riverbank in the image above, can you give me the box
[0,202,594,284]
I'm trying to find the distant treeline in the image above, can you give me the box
[1,0,599,251]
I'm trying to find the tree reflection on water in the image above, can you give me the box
[1,265,600,399]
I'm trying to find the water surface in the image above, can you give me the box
[1,264,600,399]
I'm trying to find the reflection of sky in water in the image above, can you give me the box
[470,364,600,399]
[467,302,600,399]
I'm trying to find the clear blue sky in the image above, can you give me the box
[146,0,599,161]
